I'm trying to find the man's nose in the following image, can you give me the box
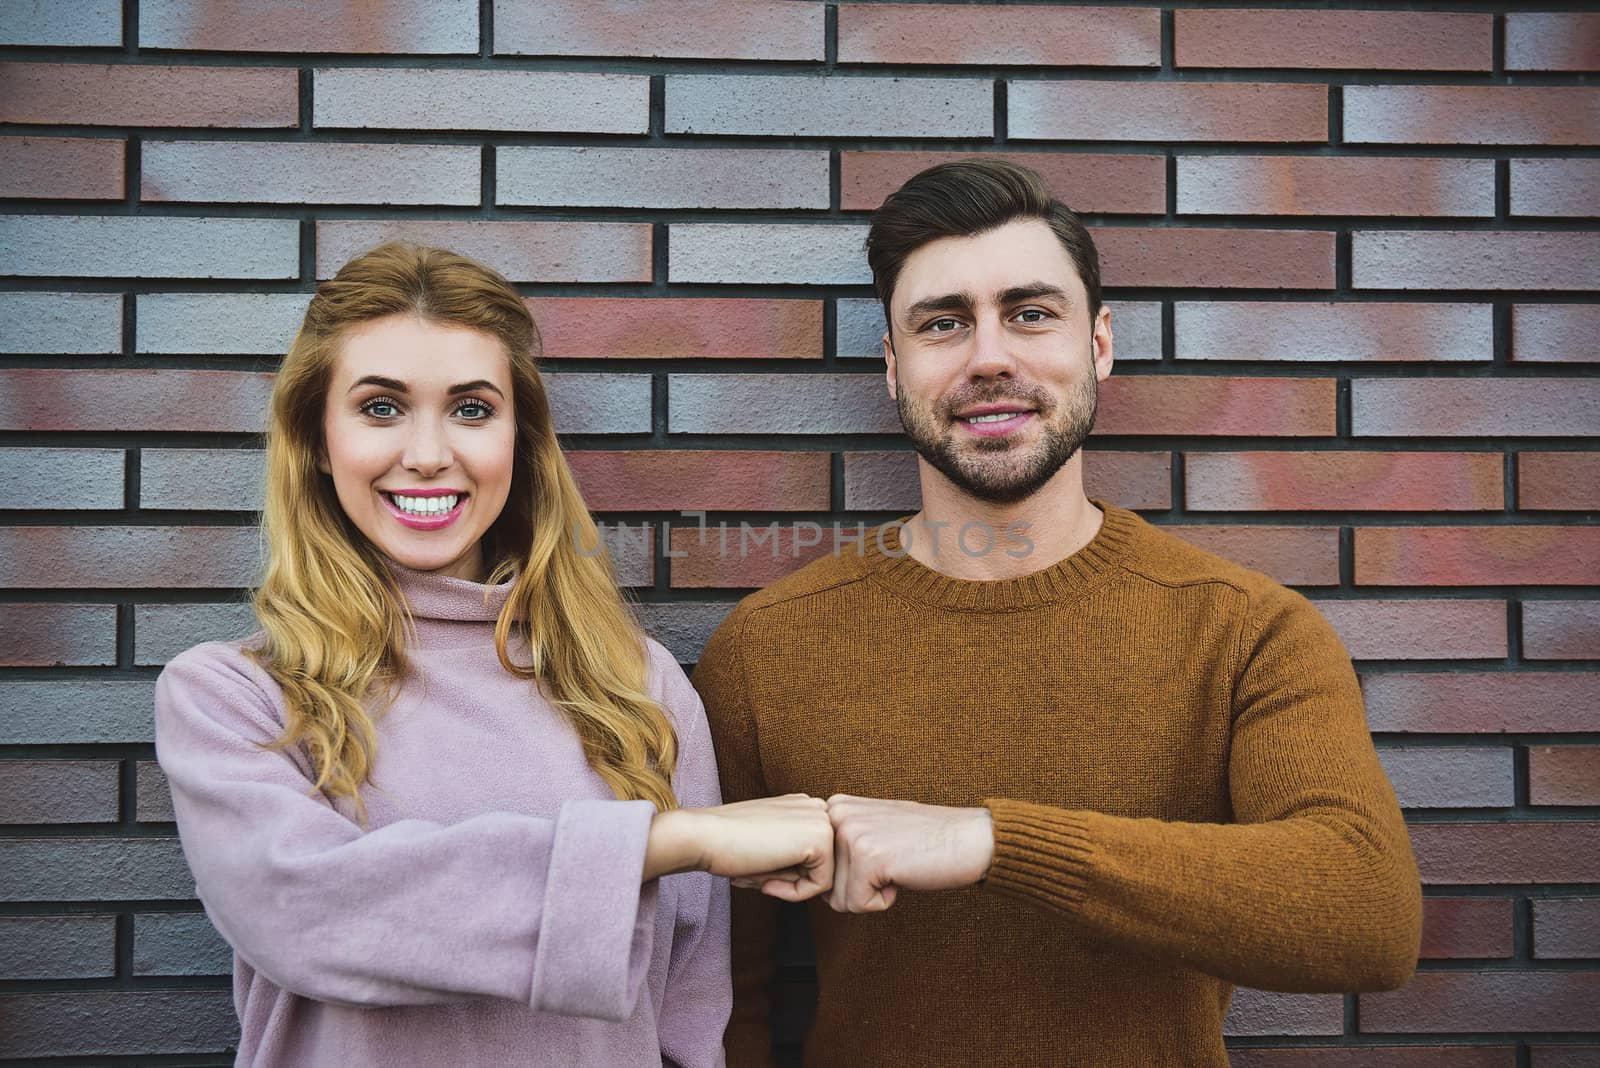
[965,314,1018,379]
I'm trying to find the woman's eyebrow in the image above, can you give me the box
[447,379,505,399]
[348,374,407,394]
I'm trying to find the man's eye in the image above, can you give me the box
[1015,309,1049,323]
[927,318,961,333]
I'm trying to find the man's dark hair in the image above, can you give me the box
[866,158,1102,331]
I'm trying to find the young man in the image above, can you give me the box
[694,159,1420,1067]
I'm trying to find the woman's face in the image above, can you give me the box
[319,314,517,583]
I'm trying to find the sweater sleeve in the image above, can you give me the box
[648,641,733,1068]
[692,608,783,1068]
[153,641,658,1018]
[981,586,1423,993]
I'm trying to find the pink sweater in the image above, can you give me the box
[153,564,730,1067]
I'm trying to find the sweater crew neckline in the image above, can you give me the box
[857,501,1136,612]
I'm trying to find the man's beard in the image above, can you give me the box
[895,371,1098,506]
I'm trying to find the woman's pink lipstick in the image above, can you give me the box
[380,490,467,531]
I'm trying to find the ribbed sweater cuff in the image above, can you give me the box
[981,799,1094,914]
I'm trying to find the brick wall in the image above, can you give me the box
[0,2,1595,1063]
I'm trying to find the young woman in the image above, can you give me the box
[153,243,832,1067]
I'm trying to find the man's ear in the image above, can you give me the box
[883,331,898,400]
[1092,305,1114,383]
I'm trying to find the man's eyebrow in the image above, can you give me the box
[447,379,505,399]
[900,291,976,324]
[998,283,1072,307]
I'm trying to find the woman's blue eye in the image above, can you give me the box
[361,399,399,418]
[456,401,493,420]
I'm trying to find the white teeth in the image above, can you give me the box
[390,493,458,516]
[966,412,1023,423]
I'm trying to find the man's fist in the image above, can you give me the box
[824,795,994,913]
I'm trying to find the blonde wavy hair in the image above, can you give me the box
[253,242,678,818]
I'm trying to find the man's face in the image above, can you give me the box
[883,218,1114,506]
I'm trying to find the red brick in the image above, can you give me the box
[0,137,124,199]
[495,0,823,61]
[1355,526,1600,587]
[1512,160,1600,219]
[136,761,174,822]
[0,527,259,589]
[1175,302,1491,363]
[1419,897,1515,959]
[0,370,270,434]
[1353,232,1600,291]
[566,451,830,513]
[1095,228,1335,289]
[1178,156,1492,217]
[0,604,118,667]
[0,63,296,128]
[1529,746,1600,807]
[1522,601,1600,660]
[142,140,478,206]
[1531,1047,1600,1068]
[1177,10,1490,71]
[1409,823,1600,884]
[1506,13,1600,72]
[528,298,822,360]
[1536,899,1600,959]
[315,221,651,282]
[1231,1050,1513,1068]
[1186,452,1502,512]
[1519,453,1600,511]
[1010,81,1327,143]
[140,0,477,53]
[1222,989,1342,1037]
[1362,970,1600,1032]
[838,4,1158,67]
[1345,87,1600,146]
[669,523,851,588]
[840,151,1165,215]
[1161,525,1340,587]
[1353,379,1598,437]
[840,450,1172,514]
[1098,377,1336,437]
[1362,672,1598,733]
[1313,600,1507,661]
[1514,305,1600,364]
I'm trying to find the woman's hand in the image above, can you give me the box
[644,794,834,902]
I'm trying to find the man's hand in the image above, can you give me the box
[824,795,994,913]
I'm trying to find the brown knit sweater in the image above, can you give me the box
[694,503,1421,1068]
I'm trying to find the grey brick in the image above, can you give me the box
[670,373,897,434]
[134,602,257,666]
[836,298,1161,360]
[666,75,991,138]
[143,140,480,206]
[0,760,120,823]
[0,991,237,1057]
[670,224,871,285]
[314,69,647,133]
[591,523,654,590]
[1224,989,1343,1037]
[316,220,652,282]
[1378,748,1516,809]
[140,0,477,53]
[0,291,122,353]
[0,525,263,589]
[0,837,194,901]
[844,451,919,511]
[134,912,232,976]
[0,679,155,745]
[0,0,121,46]
[1534,898,1600,959]
[140,448,266,511]
[8,446,124,509]
[547,374,652,435]
[0,916,116,979]
[138,292,309,355]
[497,147,828,210]
[0,603,118,666]
[637,602,734,664]
[0,215,299,279]
[137,761,175,822]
